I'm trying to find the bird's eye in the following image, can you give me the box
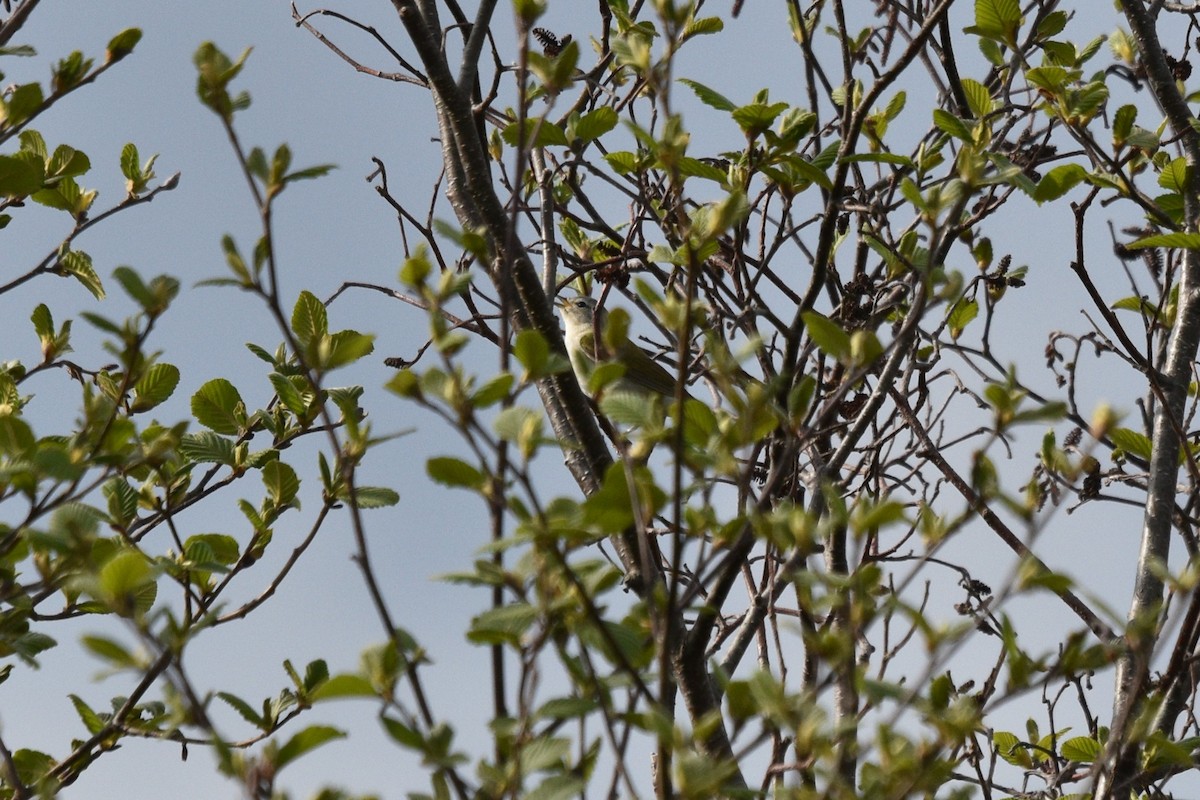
[574,300,587,308]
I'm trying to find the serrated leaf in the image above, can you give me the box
[321,329,375,370]
[342,486,399,508]
[932,109,973,141]
[1060,736,1101,763]
[1128,232,1200,250]
[262,460,300,508]
[191,378,245,435]
[573,107,618,142]
[947,298,979,340]
[960,78,993,117]
[184,533,240,567]
[732,101,789,137]
[131,363,180,413]
[270,373,311,416]
[1158,157,1187,193]
[60,249,104,299]
[291,291,328,348]
[679,78,735,111]
[97,549,156,618]
[217,691,266,728]
[179,431,236,465]
[103,478,138,526]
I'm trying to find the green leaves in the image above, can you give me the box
[194,42,252,122]
[120,142,159,197]
[289,291,374,373]
[246,143,334,201]
[967,0,1022,48]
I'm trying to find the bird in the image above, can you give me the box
[555,295,689,399]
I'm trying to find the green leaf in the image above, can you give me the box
[581,463,665,534]
[69,695,106,735]
[1158,157,1187,193]
[1128,232,1200,250]
[679,78,735,111]
[180,431,236,465]
[500,118,569,148]
[471,373,514,408]
[493,406,545,459]
[682,16,723,40]
[1060,736,1101,763]
[0,415,35,456]
[191,378,246,435]
[81,634,140,669]
[342,486,399,508]
[103,478,139,526]
[1109,427,1152,460]
[1112,104,1136,147]
[97,549,157,618]
[732,101,790,138]
[1033,163,1087,203]
[275,725,346,770]
[217,692,265,728]
[604,151,640,175]
[321,329,375,370]
[960,78,993,117]
[0,154,44,197]
[2,83,44,129]
[468,603,538,645]
[291,290,328,348]
[427,457,487,490]
[131,363,180,413]
[30,303,53,341]
[932,109,973,141]
[60,249,105,299]
[802,311,851,361]
[573,107,618,142]
[46,145,90,180]
[311,674,377,701]
[971,0,1022,45]
[184,533,240,568]
[262,460,300,509]
[514,329,550,378]
[947,298,979,340]
[106,28,142,62]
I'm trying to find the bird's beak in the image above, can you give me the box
[553,295,568,309]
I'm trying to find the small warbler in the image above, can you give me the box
[555,295,689,398]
